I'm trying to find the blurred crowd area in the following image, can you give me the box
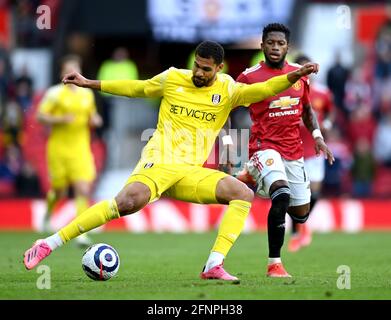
[0,0,390,199]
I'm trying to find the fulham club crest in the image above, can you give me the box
[212,94,221,105]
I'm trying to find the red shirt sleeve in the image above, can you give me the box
[236,72,248,84]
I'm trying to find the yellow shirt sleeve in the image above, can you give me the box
[230,74,293,108]
[100,69,169,98]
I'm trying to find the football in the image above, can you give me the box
[81,243,120,281]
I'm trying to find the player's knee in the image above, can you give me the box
[115,194,135,215]
[270,186,291,213]
[268,187,290,228]
[288,204,310,224]
[230,182,254,202]
[115,194,146,216]
[288,203,310,216]
[241,186,254,202]
[115,184,150,216]
[216,176,254,203]
[290,212,310,224]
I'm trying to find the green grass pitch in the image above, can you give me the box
[1,231,391,300]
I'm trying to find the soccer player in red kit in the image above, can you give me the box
[288,54,335,253]
[236,23,335,277]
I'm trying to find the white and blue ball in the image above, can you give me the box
[81,243,120,281]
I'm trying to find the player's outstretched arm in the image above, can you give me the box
[287,62,319,83]
[237,62,319,105]
[62,72,149,98]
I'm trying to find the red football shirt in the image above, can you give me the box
[300,83,334,158]
[236,61,310,160]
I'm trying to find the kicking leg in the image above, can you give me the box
[23,182,151,270]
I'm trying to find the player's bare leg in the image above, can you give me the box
[201,176,253,281]
[289,181,320,251]
[287,203,311,253]
[23,182,151,270]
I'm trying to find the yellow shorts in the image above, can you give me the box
[125,161,228,204]
[48,152,96,189]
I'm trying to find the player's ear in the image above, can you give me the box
[217,63,224,73]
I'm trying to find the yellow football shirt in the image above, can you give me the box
[101,67,292,166]
[38,84,97,157]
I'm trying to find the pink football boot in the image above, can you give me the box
[200,264,239,281]
[23,240,52,270]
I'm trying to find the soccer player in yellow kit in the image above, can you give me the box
[37,55,102,247]
[24,41,318,281]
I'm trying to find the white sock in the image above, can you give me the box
[45,233,64,250]
[268,257,282,265]
[204,251,225,272]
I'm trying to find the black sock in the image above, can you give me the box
[291,221,298,234]
[268,187,290,258]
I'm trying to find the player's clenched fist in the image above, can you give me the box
[297,62,319,76]
[287,62,319,83]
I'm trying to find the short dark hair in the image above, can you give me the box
[195,41,224,65]
[262,23,291,43]
[294,54,310,65]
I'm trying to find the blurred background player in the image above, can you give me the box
[235,23,334,277]
[97,47,139,133]
[288,54,335,252]
[36,55,103,247]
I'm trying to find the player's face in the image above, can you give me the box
[192,55,223,87]
[261,31,289,68]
